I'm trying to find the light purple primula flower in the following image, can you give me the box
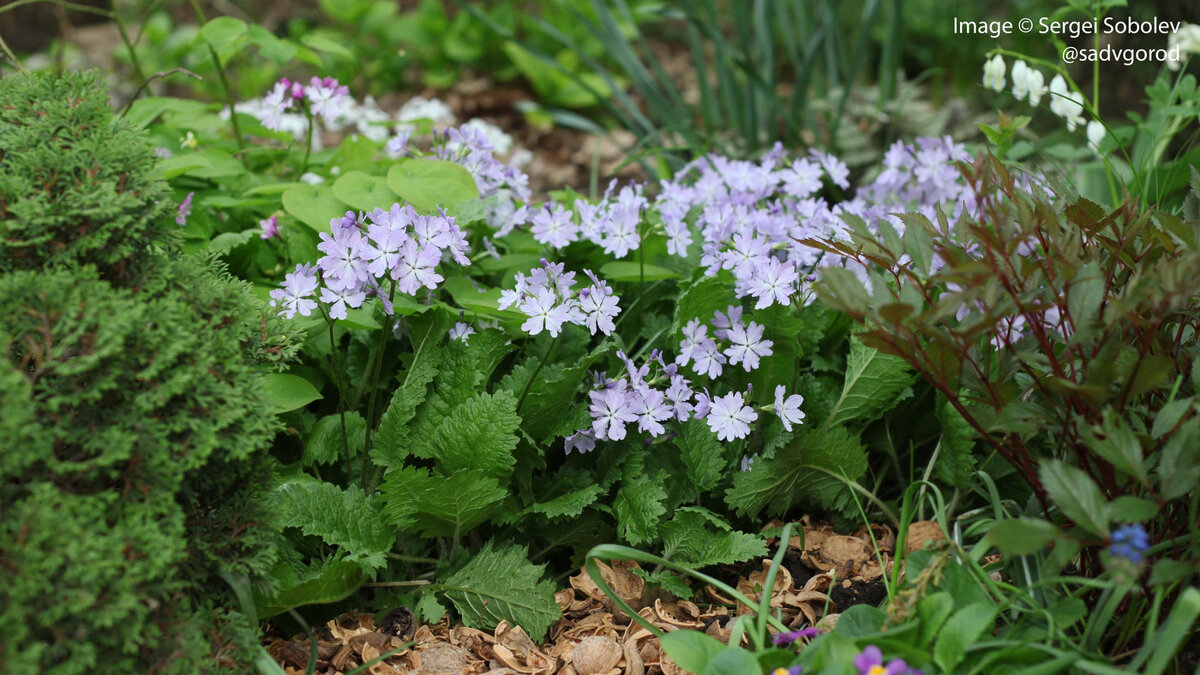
[394,240,444,295]
[259,215,279,240]
[564,430,597,455]
[269,263,320,319]
[774,385,806,432]
[305,76,350,123]
[258,80,295,131]
[319,279,367,320]
[725,321,773,372]
[176,192,194,227]
[578,272,621,336]
[589,384,639,441]
[520,288,572,337]
[530,203,578,249]
[747,257,799,309]
[707,391,757,441]
[449,322,475,343]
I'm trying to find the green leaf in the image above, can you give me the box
[933,604,997,672]
[935,394,978,488]
[416,594,447,624]
[200,16,247,64]
[372,342,443,468]
[701,648,761,675]
[246,25,297,64]
[528,484,605,520]
[430,390,521,478]
[1160,418,1200,500]
[519,340,613,442]
[253,559,366,619]
[1152,396,1194,438]
[1109,496,1158,523]
[300,32,354,60]
[282,184,350,233]
[675,418,729,493]
[380,467,506,538]
[332,171,398,212]
[916,592,954,648]
[437,541,561,641]
[671,275,735,341]
[660,630,726,673]
[614,474,668,546]
[261,373,323,413]
[986,518,1060,556]
[660,508,766,567]
[305,412,367,466]
[387,158,479,213]
[600,261,679,282]
[1082,409,1148,483]
[726,426,868,517]
[272,481,393,570]
[208,228,258,255]
[159,153,213,179]
[826,337,914,427]
[1038,460,1110,536]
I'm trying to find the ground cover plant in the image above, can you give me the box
[2,1,1199,674]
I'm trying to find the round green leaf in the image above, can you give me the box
[332,171,397,212]
[282,184,350,233]
[387,158,479,213]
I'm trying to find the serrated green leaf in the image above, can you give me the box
[380,467,506,538]
[1038,460,1110,536]
[273,481,393,570]
[407,340,486,458]
[528,484,605,520]
[430,390,521,478]
[437,541,560,640]
[935,394,978,488]
[826,337,914,427]
[671,275,735,343]
[416,594,447,624]
[254,559,366,619]
[675,418,728,493]
[387,158,478,213]
[661,508,766,567]
[305,412,367,466]
[519,340,614,442]
[726,426,867,517]
[372,313,450,468]
[614,474,668,546]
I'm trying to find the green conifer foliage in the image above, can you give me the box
[0,72,293,674]
[0,70,171,285]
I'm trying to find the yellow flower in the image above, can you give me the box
[179,131,197,149]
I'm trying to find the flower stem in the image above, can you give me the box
[321,308,350,474]
[188,0,245,158]
[361,279,399,491]
[301,109,315,176]
[516,334,560,413]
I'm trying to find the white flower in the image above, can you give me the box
[982,54,1006,92]
[773,385,806,432]
[1025,68,1047,106]
[449,322,475,343]
[1048,75,1085,131]
[1167,24,1200,71]
[1086,120,1106,156]
[706,391,757,442]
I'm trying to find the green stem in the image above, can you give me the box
[188,0,245,156]
[361,279,399,491]
[112,10,148,92]
[516,335,560,413]
[322,309,350,475]
[301,108,315,176]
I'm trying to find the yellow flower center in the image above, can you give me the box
[772,669,791,675]
[868,667,888,675]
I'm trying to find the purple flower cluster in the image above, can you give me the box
[433,125,532,226]
[771,627,819,646]
[568,313,806,450]
[269,204,469,320]
[677,306,774,378]
[1109,523,1149,564]
[257,77,350,132]
[495,138,981,311]
[498,260,622,338]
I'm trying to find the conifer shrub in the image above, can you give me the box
[0,70,171,285]
[0,260,293,673]
[0,70,296,672]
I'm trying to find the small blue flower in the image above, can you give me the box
[1109,524,1149,564]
